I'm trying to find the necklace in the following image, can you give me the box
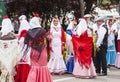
[53,27,60,32]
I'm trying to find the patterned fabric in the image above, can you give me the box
[0,39,20,82]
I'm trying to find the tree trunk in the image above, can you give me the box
[116,0,120,15]
[85,0,93,14]
[78,0,85,18]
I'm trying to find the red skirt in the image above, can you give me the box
[15,64,30,82]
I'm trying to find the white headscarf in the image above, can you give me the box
[50,16,61,28]
[29,17,41,29]
[76,18,87,37]
[50,17,61,32]
[84,14,92,18]
[18,19,31,35]
[1,18,14,36]
[19,15,26,23]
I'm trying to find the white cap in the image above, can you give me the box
[95,16,105,22]
[19,15,26,20]
[84,14,92,18]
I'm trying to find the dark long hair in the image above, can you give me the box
[23,27,46,61]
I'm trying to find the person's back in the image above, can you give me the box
[0,38,19,82]
[25,15,53,82]
[24,27,47,66]
[0,16,20,82]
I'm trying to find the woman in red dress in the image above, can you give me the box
[72,18,96,78]
[15,15,31,82]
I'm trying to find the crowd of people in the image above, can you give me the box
[0,13,120,82]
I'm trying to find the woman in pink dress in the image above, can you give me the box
[72,18,96,78]
[25,14,52,82]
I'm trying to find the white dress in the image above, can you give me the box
[48,28,66,73]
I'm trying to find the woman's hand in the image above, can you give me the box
[96,47,100,51]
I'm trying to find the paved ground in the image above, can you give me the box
[52,67,120,82]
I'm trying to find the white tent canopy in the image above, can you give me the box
[94,7,119,17]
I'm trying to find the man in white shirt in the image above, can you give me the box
[95,16,108,76]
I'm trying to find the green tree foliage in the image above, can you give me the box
[5,0,97,18]
[4,0,117,19]
[0,1,6,25]
[102,0,111,5]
